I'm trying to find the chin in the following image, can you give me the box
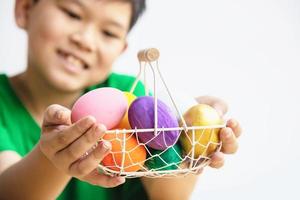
[41,64,108,92]
[48,73,87,93]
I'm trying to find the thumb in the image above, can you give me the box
[42,104,72,127]
[195,95,228,116]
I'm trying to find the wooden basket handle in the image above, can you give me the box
[137,48,160,62]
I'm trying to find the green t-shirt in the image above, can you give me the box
[0,73,148,200]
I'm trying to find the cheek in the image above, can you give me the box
[88,49,120,85]
[89,63,112,85]
[95,43,124,69]
[101,44,124,65]
[38,20,64,43]
[32,26,60,48]
[28,11,70,56]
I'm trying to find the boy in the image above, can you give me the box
[0,0,242,199]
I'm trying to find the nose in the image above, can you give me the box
[69,24,97,52]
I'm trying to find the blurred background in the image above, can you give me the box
[1,0,300,199]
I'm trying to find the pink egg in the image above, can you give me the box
[71,87,128,130]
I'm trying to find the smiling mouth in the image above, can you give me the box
[57,49,89,71]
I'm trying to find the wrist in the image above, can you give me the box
[35,143,71,179]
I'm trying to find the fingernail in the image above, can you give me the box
[55,110,65,120]
[102,141,111,151]
[94,125,103,138]
[98,124,107,132]
[86,116,96,124]
[80,117,95,130]
[229,119,237,127]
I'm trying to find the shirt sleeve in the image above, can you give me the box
[0,125,17,152]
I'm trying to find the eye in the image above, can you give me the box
[103,30,119,39]
[103,31,118,38]
[61,8,81,20]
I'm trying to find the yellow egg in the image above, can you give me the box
[179,104,223,157]
[115,92,137,129]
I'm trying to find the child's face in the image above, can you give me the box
[16,0,131,91]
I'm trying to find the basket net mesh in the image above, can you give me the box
[98,125,223,178]
[97,48,224,178]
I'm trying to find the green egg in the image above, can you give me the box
[145,143,183,171]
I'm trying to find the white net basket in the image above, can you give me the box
[97,48,225,178]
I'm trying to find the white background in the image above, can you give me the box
[1,1,300,200]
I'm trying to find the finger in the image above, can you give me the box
[209,152,225,169]
[53,116,96,151]
[42,104,71,128]
[69,140,111,177]
[220,127,239,154]
[195,96,228,116]
[195,167,204,175]
[61,124,107,167]
[82,169,125,188]
[226,119,242,138]
[40,116,97,157]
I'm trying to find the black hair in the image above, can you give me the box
[127,0,146,31]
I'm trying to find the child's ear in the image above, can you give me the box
[14,0,35,29]
[121,41,128,53]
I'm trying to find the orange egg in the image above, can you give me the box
[101,132,147,172]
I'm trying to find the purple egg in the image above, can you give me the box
[128,96,180,150]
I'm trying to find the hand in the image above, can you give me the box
[39,104,125,188]
[195,96,242,169]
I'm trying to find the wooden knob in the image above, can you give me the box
[137,48,160,62]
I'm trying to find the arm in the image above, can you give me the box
[0,147,71,200]
[0,105,125,200]
[141,96,242,200]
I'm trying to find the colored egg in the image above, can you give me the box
[115,92,137,129]
[179,104,223,158]
[101,133,147,172]
[128,96,180,150]
[145,143,183,171]
[71,87,127,130]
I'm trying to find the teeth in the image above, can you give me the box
[66,54,84,68]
